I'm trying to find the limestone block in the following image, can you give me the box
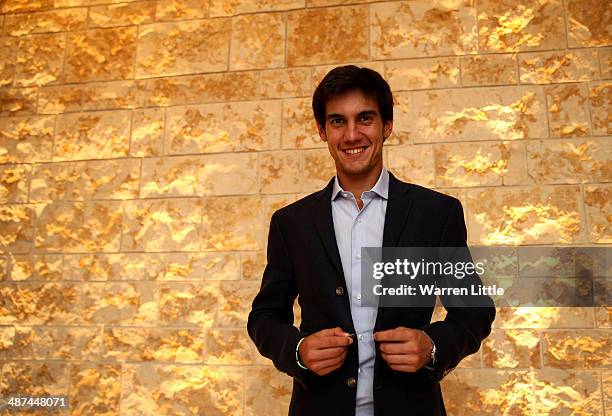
[387,144,435,187]
[89,0,155,27]
[2,7,87,36]
[201,197,264,250]
[0,361,68,397]
[385,57,460,91]
[281,98,323,149]
[371,1,477,59]
[466,186,584,244]
[543,330,610,368]
[565,0,611,47]
[534,369,603,415]
[122,198,203,252]
[140,154,257,197]
[205,329,254,364]
[260,68,311,98]
[478,0,565,52]
[408,86,548,142]
[245,367,292,416]
[519,49,600,84]
[434,141,527,187]
[156,0,208,20]
[230,13,285,70]
[0,283,80,325]
[441,370,534,415]
[544,83,591,137]
[259,150,301,194]
[54,110,131,161]
[166,101,281,154]
[31,159,140,202]
[64,27,136,82]
[103,327,204,363]
[70,363,121,416]
[287,6,368,65]
[210,0,303,16]
[136,19,230,77]
[0,164,30,203]
[302,148,336,192]
[145,252,239,281]
[584,184,611,243]
[526,138,611,184]
[158,282,220,327]
[80,282,157,325]
[131,108,164,157]
[0,204,34,253]
[0,87,37,116]
[589,81,611,135]
[461,54,518,86]
[0,115,54,163]
[35,201,123,252]
[482,329,541,368]
[120,364,243,416]
[10,254,63,281]
[64,253,145,281]
[141,71,258,106]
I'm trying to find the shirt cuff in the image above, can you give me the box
[295,337,308,370]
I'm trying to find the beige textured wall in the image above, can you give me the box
[0,0,610,414]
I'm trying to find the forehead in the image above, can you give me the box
[325,89,379,115]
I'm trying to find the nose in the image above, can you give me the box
[345,121,360,141]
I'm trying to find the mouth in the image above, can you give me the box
[342,146,368,157]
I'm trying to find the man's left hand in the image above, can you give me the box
[374,327,433,372]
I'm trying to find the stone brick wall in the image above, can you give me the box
[0,0,609,414]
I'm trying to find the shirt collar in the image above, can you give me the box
[331,167,389,201]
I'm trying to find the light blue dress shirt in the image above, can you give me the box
[331,167,389,416]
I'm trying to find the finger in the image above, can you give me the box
[311,346,346,361]
[381,352,417,365]
[379,340,417,355]
[311,335,352,349]
[388,364,418,373]
[311,351,347,372]
[374,327,415,342]
[315,327,350,338]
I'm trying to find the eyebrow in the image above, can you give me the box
[326,110,378,120]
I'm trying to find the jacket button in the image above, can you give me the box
[335,286,344,296]
[347,377,356,387]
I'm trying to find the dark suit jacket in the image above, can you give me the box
[248,172,495,416]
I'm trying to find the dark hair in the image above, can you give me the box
[312,65,394,128]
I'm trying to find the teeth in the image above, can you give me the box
[345,147,365,155]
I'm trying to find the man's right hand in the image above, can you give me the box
[298,327,353,376]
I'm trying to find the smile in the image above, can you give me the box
[343,146,367,155]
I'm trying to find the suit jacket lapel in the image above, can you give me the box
[310,178,346,286]
[382,172,413,247]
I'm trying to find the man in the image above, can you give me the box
[248,65,495,416]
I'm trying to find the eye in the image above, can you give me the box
[359,114,373,122]
[329,118,344,125]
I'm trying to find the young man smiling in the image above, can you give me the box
[248,66,495,416]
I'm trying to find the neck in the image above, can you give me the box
[336,164,383,197]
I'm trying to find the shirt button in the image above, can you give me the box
[356,252,361,259]
[335,286,344,296]
[347,377,357,387]
[358,334,363,341]
[356,294,362,300]
[357,218,362,223]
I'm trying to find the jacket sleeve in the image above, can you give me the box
[247,211,309,387]
[421,198,496,382]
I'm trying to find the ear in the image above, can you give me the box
[317,123,327,142]
[383,120,393,141]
